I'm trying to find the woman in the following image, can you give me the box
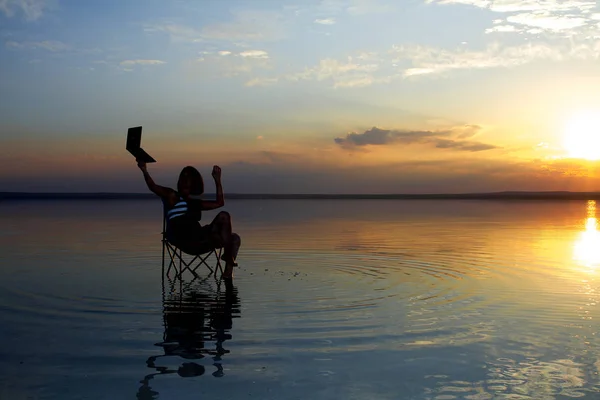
[137,160,241,279]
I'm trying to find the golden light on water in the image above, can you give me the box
[573,200,600,268]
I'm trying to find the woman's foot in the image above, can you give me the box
[220,254,238,266]
[222,263,235,279]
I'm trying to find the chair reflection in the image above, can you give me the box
[137,273,241,399]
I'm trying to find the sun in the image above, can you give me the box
[563,111,600,160]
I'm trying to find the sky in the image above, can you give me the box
[1,0,600,194]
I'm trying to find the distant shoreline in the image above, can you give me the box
[2,191,600,201]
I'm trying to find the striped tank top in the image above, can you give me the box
[167,197,188,220]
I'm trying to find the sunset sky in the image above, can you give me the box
[1,0,600,193]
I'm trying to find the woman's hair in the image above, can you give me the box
[178,166,204,195]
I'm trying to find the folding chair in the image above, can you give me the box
[161,201,224,280]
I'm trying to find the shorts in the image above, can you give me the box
[167,217,216,255]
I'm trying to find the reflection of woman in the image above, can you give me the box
[136,161,240,278]
[137,279,240,399]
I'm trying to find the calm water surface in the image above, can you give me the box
[1,199,600,399]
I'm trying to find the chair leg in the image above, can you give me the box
[215,248,224,276]
[161,238,165,276]
[165,243,178,277]
[193,251,216,276]
[162,240,225,280]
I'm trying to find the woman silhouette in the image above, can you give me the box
[137,160,240,278]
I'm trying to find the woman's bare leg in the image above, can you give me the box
[220,233,241,279]
[208,212,241,278]
[230,233,241,260]
[210,211,232,246]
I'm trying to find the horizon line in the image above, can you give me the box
[3,190,600,201]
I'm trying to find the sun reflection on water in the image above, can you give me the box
[573,200,600,268]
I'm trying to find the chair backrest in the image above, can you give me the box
[161,198,169,238]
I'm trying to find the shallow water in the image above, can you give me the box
[1,199,600,399]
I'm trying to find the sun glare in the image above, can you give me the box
[574,200,600,268]
[563,112,600,160]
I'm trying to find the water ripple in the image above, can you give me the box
[3,199,600,399]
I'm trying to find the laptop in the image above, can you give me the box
[126,126,156,163]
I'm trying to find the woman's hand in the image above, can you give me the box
[137,159,147,171]
[212,165,222,181]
